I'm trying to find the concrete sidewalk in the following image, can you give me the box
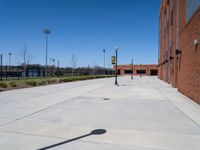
[0,76,200,150]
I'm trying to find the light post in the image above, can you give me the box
[103,49,105,75]
[115,47,119,85]
[57,60,59,68]
[131,59,133,80]
[0,52,3,81]
[43,28,51,77]
[103,49,105,68]
[49,58,52,66]
[57,60,60,77]
[49,58,52,76]
[52,59,55,66]
[52,59,55,76]
[8,52,12,79]
[8,52,12,67]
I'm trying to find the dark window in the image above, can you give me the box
[150,69,158,76]
[136,70,146,74]
[118,69,120,75]
[124,70,133,74]
[187,0,200,21]
[171,9,173,26]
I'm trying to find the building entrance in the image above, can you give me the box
[150,69,158,76]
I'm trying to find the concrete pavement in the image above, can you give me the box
[0,76,200,150]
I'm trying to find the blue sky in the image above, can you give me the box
[0,0,160,67]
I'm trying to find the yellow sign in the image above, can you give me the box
[112,56,116,64]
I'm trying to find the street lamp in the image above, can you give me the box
[57,60,59,68]
[8,52,12,79]
[103,49,106,75]
[49,58,52,66]
[52,59,55,66]
[103,49,105,68]
[115,46,119,85]
[131,59,133,80]
[0,52,3,81]
[43,28,51,77]
[8,52,12,67]
[49,58,52,76]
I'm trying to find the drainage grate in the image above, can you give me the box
[103,98,110,101]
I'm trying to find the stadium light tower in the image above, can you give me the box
[43,28,51,76]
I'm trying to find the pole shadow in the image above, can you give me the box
[37,129,107,150]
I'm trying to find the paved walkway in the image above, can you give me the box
[0,76,200,150]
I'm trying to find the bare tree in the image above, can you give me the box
[16,43,33,68]
[71,54,77,76]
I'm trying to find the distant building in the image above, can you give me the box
[114,64,158,76]
[158,0,200,104]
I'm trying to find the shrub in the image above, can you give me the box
[59,78,65,83]
[38,80,47,86]
[0,82,8,88]
[78,76,86,80]
[63,77,74,82]
[47,79,57,84]
[25,80,37,86]
[73,77,79,81]
[9,82,17,87]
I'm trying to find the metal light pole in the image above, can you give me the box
[49,58,52,66]
[57,60,59,68]
[52,59,55,76]
[103,49,105,68]
[8,52,12,67]
[131,59,133,80]
[115,47,119,85]
[0,52,3,81]
[57,60,60,77]
[52,59,55,66]
[49,58,52,77]
[103,49,105,75]
[8,52,12,79]
[43,28,51,77]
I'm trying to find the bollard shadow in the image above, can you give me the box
[37,129,106,150]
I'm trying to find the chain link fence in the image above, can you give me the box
[0,65,114,80]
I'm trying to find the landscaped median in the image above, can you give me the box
[0,75,114,91]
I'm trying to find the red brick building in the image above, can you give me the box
[115,64,158,76]
[158,0,200,104]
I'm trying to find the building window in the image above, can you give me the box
[118,70,121,75]
[136,70,146,74]
[171,8,173,26]
[150,69,158,76]
[187,0,200,21]
[124,70,132,74]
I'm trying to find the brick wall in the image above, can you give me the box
[158,0,200,104]
[114,64,158,76]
